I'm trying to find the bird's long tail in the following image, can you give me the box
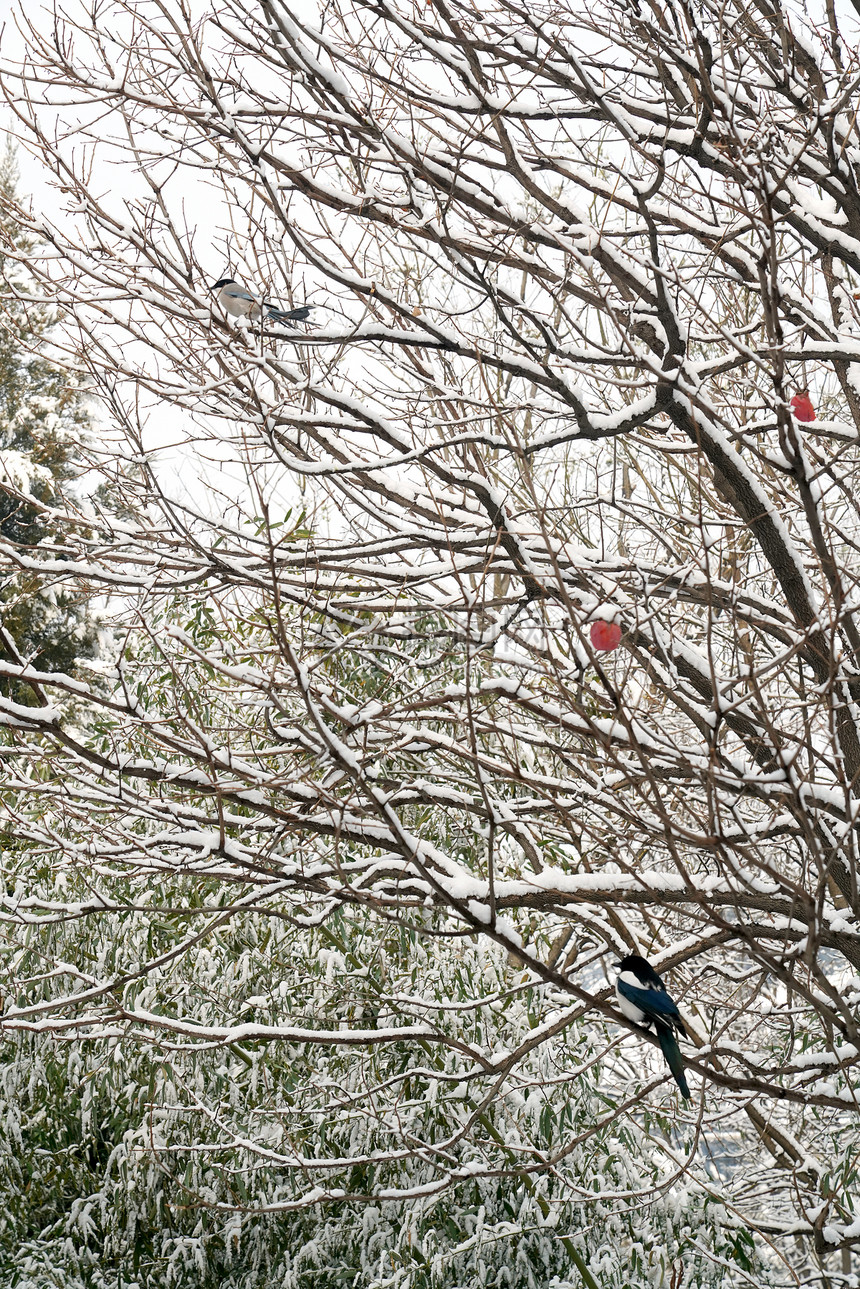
[267,305,312,326]
[656,1024,691,1099]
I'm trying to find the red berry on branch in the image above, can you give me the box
[790,389,815,422]
[590,620,622,652]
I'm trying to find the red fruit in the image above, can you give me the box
[790,390,815,422]
[590,620,622,652]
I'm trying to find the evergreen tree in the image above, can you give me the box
[0,142,98,697]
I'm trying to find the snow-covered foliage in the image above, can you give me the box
[0,866,776,1288]
[0,143,99,698]
[0,0,858,1282]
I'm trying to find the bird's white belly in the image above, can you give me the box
[616,988,646,1024]
[617,970,651,1024]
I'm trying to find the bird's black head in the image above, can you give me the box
[211,278,236,288]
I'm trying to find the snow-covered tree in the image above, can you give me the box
[0,0,858,1282]
[0,142,98,702]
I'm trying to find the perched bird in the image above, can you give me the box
[614,953,691,1099]
[790,388,815,422]
[211,278,312,327]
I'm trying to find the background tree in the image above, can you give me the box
[0,141,98,700]
[0,0,858,1284]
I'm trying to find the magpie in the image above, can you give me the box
[614,953,691,1099]
[211,279,312,327]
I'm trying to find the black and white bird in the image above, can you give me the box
[211,278,312,327]
[614,953,691,1099]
